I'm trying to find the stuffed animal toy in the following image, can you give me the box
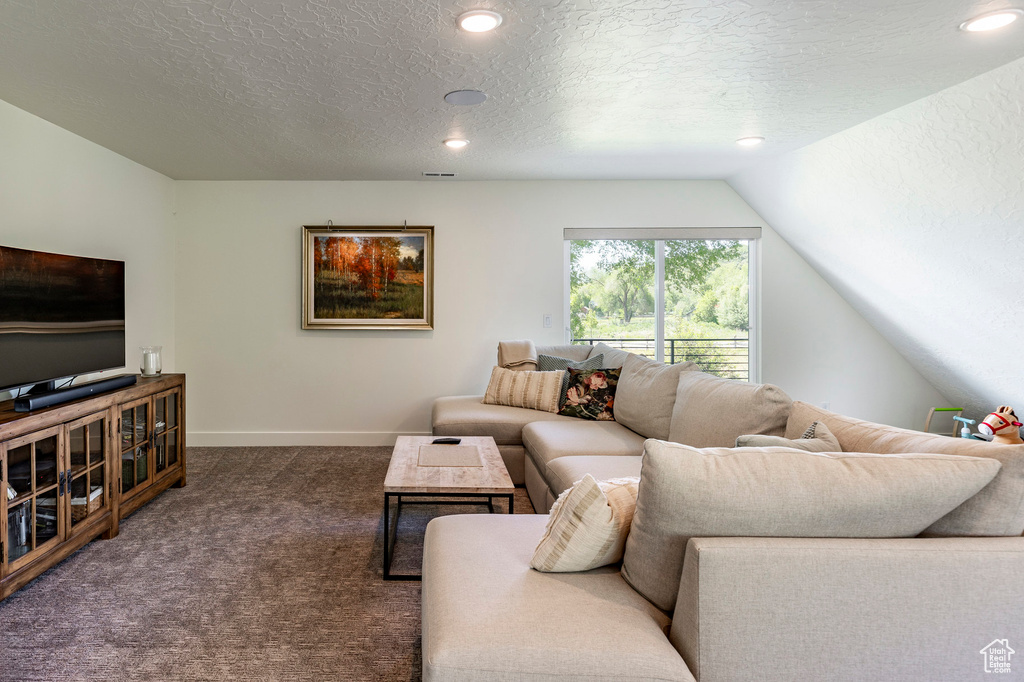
[978,406,1024,445]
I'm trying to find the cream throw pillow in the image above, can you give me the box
[483,366,563,413]
[531,474,640,572]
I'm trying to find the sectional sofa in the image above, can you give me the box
[433,342,794,513]
[425,342,1024,681]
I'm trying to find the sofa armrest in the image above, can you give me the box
[670,536,1024,682]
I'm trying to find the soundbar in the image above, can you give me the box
[14,374,138,412]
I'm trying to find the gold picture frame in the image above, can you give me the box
[302,225,434,330]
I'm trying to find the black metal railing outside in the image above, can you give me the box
[574,337,749,380]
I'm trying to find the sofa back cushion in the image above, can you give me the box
[787,401,1024,537]
[586,342,632,369]
[615,354,698,440]
[620,439,1002,612]
[537,344,593,362]
[667,371,792,447]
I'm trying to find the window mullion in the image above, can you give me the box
[563,239,572,343]
[747,238,759,383]
[655,240,665,363]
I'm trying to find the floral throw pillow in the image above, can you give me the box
[558,367,620,421]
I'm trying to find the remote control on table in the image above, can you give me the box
[431,437,462,445]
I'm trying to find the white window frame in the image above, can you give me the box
[563,227,761,383]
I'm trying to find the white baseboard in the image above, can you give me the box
[187,431,432,447]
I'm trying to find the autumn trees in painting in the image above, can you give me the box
[317,236,403,301]
[311,234,427,322]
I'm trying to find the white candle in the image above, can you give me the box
[142,351,157,375]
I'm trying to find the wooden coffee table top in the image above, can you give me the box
[384,436,514,495]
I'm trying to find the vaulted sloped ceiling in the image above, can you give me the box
[730,56,1024,418]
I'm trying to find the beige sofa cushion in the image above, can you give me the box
[668,371,792,447]
[615,354,698,440]
[621,439,1002,612]
[787,401,1024,537]
[422,514,695,682]
[531,474,640,572]
[736,420,841,452]
[483,367,563,413]
[522,420,647,478]
[537,343,593,362]
[432,396,576,446]
[546,455,644,499]
[586,342,632,369]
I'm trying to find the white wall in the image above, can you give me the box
[0,94,945,441]
[0,100,177,398]
[759,225,948,428]
[731,55,1024,419]
[175,180,946,445]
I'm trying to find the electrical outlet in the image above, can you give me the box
[821,401,831,411]
[542,314,552,328]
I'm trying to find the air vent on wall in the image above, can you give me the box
[422,172,458,177]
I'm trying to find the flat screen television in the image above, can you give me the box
[0,245,126,394]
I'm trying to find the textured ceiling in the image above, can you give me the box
[1,0,1023,180]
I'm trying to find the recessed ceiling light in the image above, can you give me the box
[443,138,469,149]
[457,10,503,32]
[736,136,765,147]
[444,90,488,106]
[959,9,1023,32]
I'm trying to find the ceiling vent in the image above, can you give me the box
[422,172,458,177]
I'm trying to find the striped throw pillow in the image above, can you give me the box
[531,474,640,572]
[483,366,563,413]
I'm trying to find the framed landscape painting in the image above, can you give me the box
[302,225,433,329]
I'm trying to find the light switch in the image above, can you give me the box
[543,314,552,328]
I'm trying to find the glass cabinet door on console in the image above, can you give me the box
[152,388,181,477]
[120,397,152,498]
[119,388,182,499]
[65,412,111,534]
[3,426,63,573]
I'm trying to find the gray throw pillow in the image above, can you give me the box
[538,353,604,406]
[735,420,841,452]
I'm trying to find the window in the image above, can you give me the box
[564,228,759,380]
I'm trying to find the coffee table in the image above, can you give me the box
[383,435,514,580]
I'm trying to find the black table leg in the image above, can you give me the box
[382,491,514,581]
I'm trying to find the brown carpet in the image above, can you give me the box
[0,446,535,681]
